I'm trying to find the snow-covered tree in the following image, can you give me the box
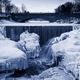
[21,4,27,13]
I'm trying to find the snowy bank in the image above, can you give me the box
[0,39,28,71]
[51,30,80,79]
[0,27,28,71]
[39,31,70,67]
[31,67,75,80]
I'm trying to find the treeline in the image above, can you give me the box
[55,1,80,14]
[0,0,28,13]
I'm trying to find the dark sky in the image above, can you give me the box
[11,0,73,12]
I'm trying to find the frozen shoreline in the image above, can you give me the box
[0,23,79,27]
[0,20,79,27]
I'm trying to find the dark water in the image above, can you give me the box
[6,26,72,45]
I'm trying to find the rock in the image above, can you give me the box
[31,67,75,80]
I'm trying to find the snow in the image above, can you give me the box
[28,19,49,23]
[51,29,80,79]
[17,31,40,59]
[0,27,41,72]
[39,31,70,67]
[0,39,28,71]
[31,67,75,80]
[0,20,80,79]
[31,29,80,80]
[0,26,6,39]
[0,26,28,71]
[0,27,28,71]
[0,20,17,24]
[0,19,79,27]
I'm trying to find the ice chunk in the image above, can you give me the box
[17,31,40,59]
[0,39,28,71]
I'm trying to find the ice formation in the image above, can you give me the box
[0,27,28,71]
[33,29,80,80]
[31,67,75,80]
[17,31,40,59]
[50,30,80,79]
[39,31,70,67]
[0,39,28,71]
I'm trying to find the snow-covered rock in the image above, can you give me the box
[31,67,75,80]
[0,39,28,71]
[17,31,40,59]
[51,30,80,79]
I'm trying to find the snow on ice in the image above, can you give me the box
[17,31,40,59]
[31,67,75,80]
[50,29,80,79]
[0,39,28,71]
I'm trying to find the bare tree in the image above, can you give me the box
[0,0,19,13]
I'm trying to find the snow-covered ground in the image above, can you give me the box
[0,19,79,27]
